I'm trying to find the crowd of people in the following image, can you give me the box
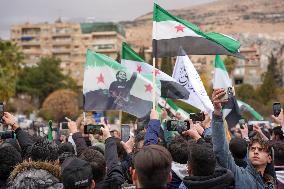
[0,89,284,189]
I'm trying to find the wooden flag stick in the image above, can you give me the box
[152,57,156,109]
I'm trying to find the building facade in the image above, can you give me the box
[10,20,126,85]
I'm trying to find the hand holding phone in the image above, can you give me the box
[189,112,205,122]
[273,102,281,117]
[166,120,190,134]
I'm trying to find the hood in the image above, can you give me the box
[171,161,188,180]
[8,161,61,189]
[183,168,234,189]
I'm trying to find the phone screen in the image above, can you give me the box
[121,125,130,142]
[60,122,68,130]
[166,120,190,133]
[190,113,205,122]
[273,103,281,117]
[84,124,103,135]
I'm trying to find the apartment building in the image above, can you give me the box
[10,19,126,85]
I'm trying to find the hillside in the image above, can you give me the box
[121,0,284,48]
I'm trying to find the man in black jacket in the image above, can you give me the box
[67,120,124,189]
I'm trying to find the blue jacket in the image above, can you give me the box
[212,114,275,189]
[144,119,161,146]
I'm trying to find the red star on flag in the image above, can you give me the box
[152,69,160,76]
[97,73,104,84]
[175,24,185,32]
[145,84,153,93]
[137,65,142,73]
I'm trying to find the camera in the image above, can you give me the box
[220,87,235,101]
[60,122,68,130]
[0,131,14,140]
[84,124,104,135]
[0,102,4,124]
[189,112,205,122]
[166,120,190,133]
[239,119,246,129]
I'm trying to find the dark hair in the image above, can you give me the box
[0,144,23,181]
[249,134,272,155]
[31,138,59,162]
[89,145,104,156]
[272,126,284,140]
[134,145,172,188]
[189,143,216,176]
[229,137,248,159]
[168,136,188,164]
[58,142,75,155]
[134,131,145,153]
[273,141,284,166]
[80,148,106,182]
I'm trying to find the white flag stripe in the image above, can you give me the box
[213,69,232,89]
[172,53,214,114]
[152,21,204,40]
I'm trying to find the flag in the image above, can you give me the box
[48,120,53,141]
[121,42,189,99]
[152,3,242,58]
[213,55,242,128]
[172,47,214,115]
[237,100,264,121]
[158,97,189,119]
[83,49,160,118]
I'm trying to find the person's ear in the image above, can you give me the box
[167,172,172,183]
[132,169,138,185]
[90,180,96,189]
[267,154,272,164]
[187,164,193,176]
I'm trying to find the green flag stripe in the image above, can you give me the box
[214,55,228,72]
[153,3,241,53]
[86,49,125,71]
[122,42,145,62]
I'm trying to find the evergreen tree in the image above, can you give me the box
[267,53,282,86]
[160,57,173,76]
[138,46,145,60]
[224,56,236,75]
[257,53,279,104]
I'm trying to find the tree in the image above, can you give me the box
[39,89,79,121]
[16,56,77,105]
[223,56,236,75]
[235,84,255,102]
[267,53,282,86]
[160,57,173,76]
[138,46,145,60]
[115,52,121,63]
[0,41,23,102]
[257,54,279,104]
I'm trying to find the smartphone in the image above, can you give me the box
[247,124,253,132]
[0,102,4,123]
[220,87,235,101]
[239,119,246,129]
[166,120,190,133]
[189,112,205,122]
[0,131,14,140]
[273,102,281,117]
[84,124,104,135]
[121,124,130,142]
[60,122,68,130]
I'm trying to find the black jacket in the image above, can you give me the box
[181,168,235,189]
[14,128,34,159]
[72,133,124,189]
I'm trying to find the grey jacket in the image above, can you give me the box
[7,161,62,189]
[212,114,275,189]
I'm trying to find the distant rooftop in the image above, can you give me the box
[80,22,125,36]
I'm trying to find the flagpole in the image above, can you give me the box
[152,57,156,110]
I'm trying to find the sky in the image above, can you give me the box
[0,0,215,39]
